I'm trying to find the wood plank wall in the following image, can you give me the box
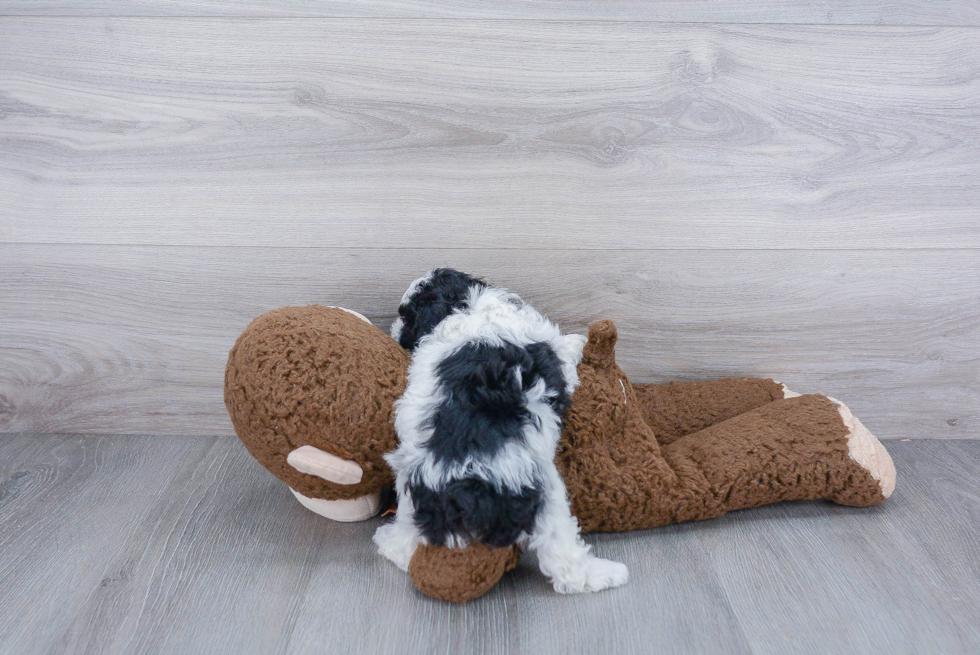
[1,4,977,438]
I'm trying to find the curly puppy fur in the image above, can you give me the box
[374,269,628,594]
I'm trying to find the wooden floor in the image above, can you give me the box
[1,434,977,655]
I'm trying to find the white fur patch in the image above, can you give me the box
[400,271,434,307]
[390,316,404,342]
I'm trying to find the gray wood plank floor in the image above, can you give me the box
[1,434,977,655]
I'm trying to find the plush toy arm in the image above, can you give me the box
[578,321,787,446]
[409,544,522,603]
[631,377,788,445]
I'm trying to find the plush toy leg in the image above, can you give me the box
[567,393,895,533]
[661,394,895,522]
[560,320,896,534]
[631,378,788,444]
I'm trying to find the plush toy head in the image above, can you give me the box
[225,306,408,503]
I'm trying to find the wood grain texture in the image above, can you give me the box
[1,435,977,655]
[3,1,980,24]
[0,435,222,653]
[701,439,980,654]
[1,244,976,438]
[2,19,978,249]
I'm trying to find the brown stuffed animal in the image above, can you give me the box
[225,305,895,603]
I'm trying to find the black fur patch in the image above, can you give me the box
[396,268,486,350]
[426,340,569,464]
[409,478,544,548]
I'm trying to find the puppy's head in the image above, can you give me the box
[391,268,486,350]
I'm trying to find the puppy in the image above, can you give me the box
[374,268,628,594]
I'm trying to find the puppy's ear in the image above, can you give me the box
[396,269,485,350]
[395,296,458,350]
[394,302,423,350]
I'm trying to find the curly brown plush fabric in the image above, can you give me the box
[225,306,409,500]
[409,544,521,603]
[632,377,785,445]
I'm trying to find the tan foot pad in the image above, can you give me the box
[774,380,802,399]
[830,398,897,499]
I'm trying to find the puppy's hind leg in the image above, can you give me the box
[529,467,628,594]
[373,487,422,572]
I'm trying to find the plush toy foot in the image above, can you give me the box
[289,487,382,522]
[777,386,895,498]
[409,543,521,603]
[830,398,896,499]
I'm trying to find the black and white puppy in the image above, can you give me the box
[374,269,628,594]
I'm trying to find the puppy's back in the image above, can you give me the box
[409,340,570,548]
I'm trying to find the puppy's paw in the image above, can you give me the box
[552,556,629,594]
[373,521,419,572]
[581,557,629,592]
